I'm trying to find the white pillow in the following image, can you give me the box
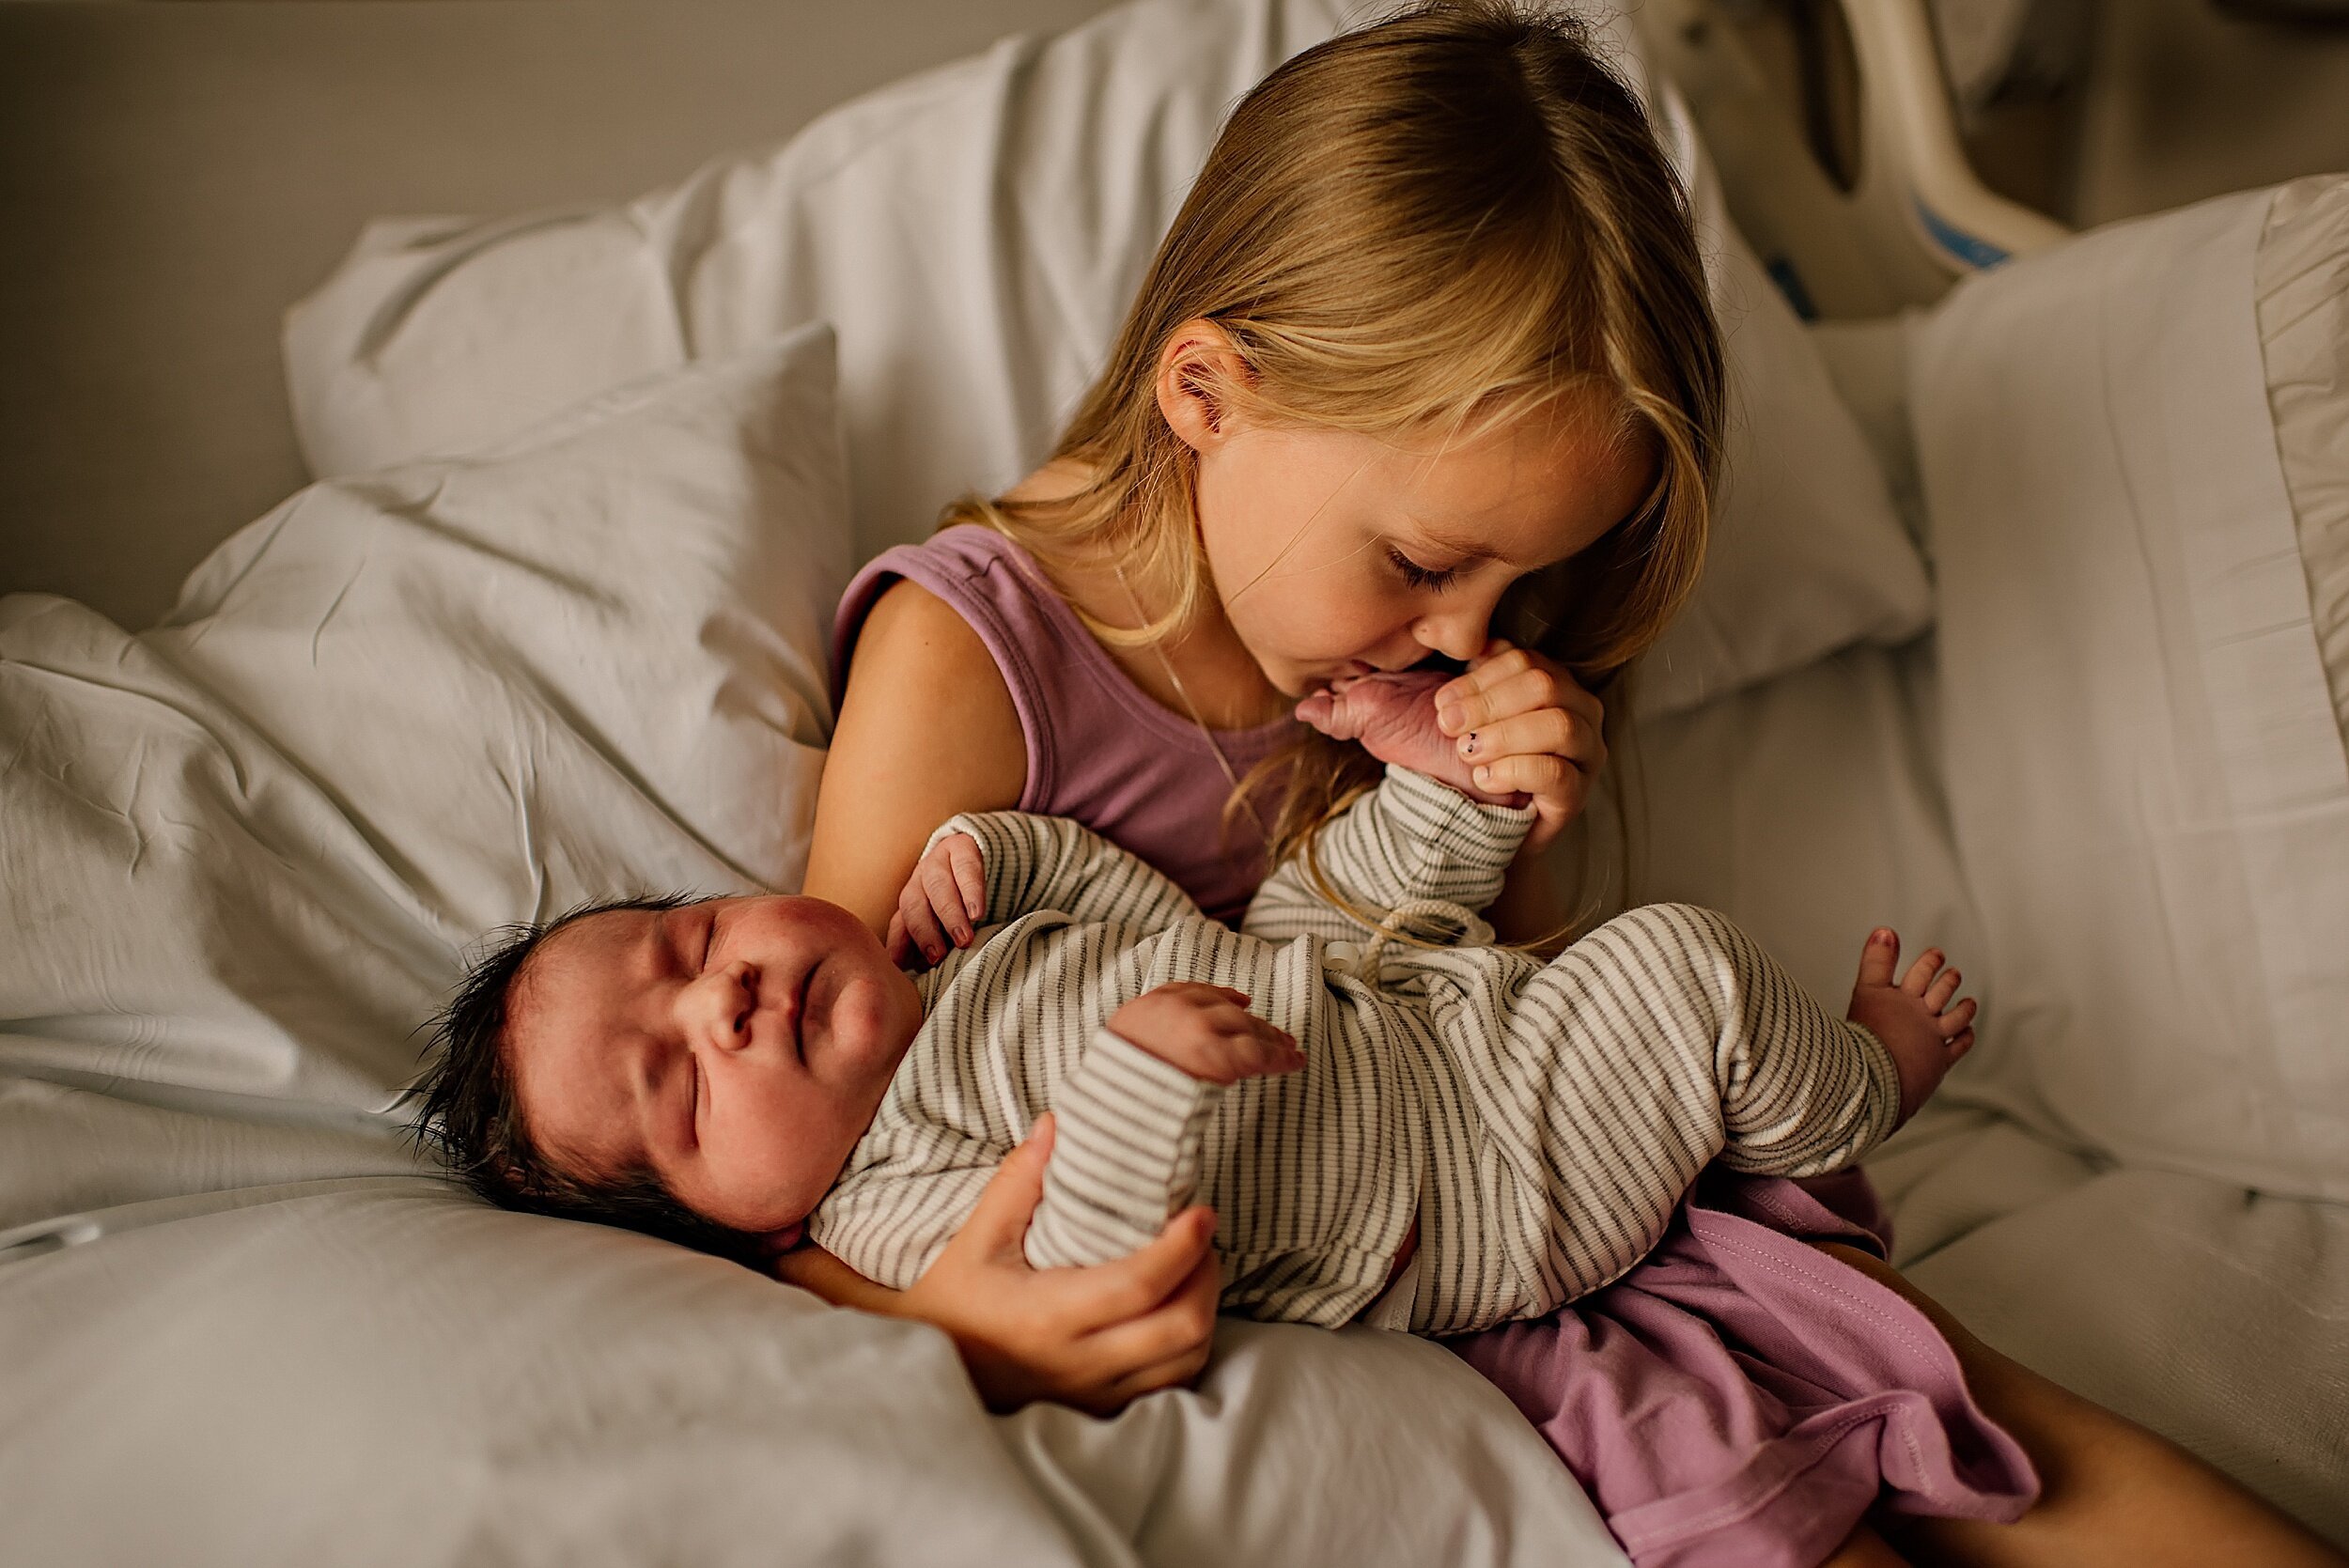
[283,0,1925,720]
[0,1178,1625,1568]
[0,326,848,1109]
[1914,177,2349,1202]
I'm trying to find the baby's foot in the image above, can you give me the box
[1295,670,1526,806]
[1846,928,1978,1125]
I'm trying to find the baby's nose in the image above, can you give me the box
[695,961,761,1049]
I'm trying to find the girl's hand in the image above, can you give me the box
[1432,640,1605,856]
[887,831,988,970]
[772,1114,1222,1416]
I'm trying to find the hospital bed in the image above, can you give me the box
[2,1,2342,1562]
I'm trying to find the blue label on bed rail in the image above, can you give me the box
[1914,199,2012,272]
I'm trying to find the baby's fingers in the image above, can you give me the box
[944,834,988,932]
[919,856,975,947]
[898,879,952,968]
[1219,1018,1304,1080]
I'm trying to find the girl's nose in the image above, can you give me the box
[1412,608,1490,664]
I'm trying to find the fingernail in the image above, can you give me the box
[1872,929,1892,944]
[1437,704,1462,735]
[1474,766,1492,786]
[1458,733,1479,756]
[926,943,942,963]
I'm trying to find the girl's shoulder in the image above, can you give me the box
[831,521,1086,699]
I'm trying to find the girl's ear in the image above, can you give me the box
[1154,318,1252,453]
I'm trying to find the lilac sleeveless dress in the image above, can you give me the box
[832,525,1298,924]
[832,525,2035,1567]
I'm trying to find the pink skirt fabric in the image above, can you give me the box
[1445,1171,2038,1568]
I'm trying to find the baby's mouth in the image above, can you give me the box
[786,959,817,1057]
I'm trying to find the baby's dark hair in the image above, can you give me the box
[408,893,770,1268]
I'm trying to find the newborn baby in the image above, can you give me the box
[416,674,1974,1333]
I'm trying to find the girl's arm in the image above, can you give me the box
[774,1116,1223,1417]
[803,579,1027,939]
[803,585,1222,1414]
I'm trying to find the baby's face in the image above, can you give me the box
[506,894,924,1236]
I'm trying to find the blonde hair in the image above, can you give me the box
[946,0,1725,944]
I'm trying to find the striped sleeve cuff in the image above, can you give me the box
[1024,1029,1223,1269]
[1309,765,1532,914]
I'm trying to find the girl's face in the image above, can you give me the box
[1174,369,1656,696]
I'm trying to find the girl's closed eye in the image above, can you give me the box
[1386,545,1463,593]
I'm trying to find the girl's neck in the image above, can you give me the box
[1075,548,1291,733]
[998,458,1291,732]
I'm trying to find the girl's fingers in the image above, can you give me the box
[1455,706,1596,772]
[1941,997,1979,1033]
[1088,1250,1221,1391]
[1901,949,1947,994]
[1925,966,1963,1009]
[1436,646,1602,737]
[1468,749,1577,807]
[1439,663,1553,735]
[1080,1206,1218,1327]
[1105,1341,1217,1407]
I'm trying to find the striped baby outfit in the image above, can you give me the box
[808,767,1900,1334]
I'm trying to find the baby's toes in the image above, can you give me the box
[1900,948,1947,995]
[1294,689,1344,737]
[1855,927,1900,988]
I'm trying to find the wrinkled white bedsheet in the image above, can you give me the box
[0,327,1626,1567]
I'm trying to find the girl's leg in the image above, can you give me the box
[1812,1242,2345,1568]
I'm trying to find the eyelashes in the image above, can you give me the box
[1386,545,1463,594]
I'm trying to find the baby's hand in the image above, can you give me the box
[890,831,987,970]
[1845,928,1979,1125]
[1108,984,1304,1085]
[1295,669,1527,807]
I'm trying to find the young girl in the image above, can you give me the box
[788,5,2341,1566]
